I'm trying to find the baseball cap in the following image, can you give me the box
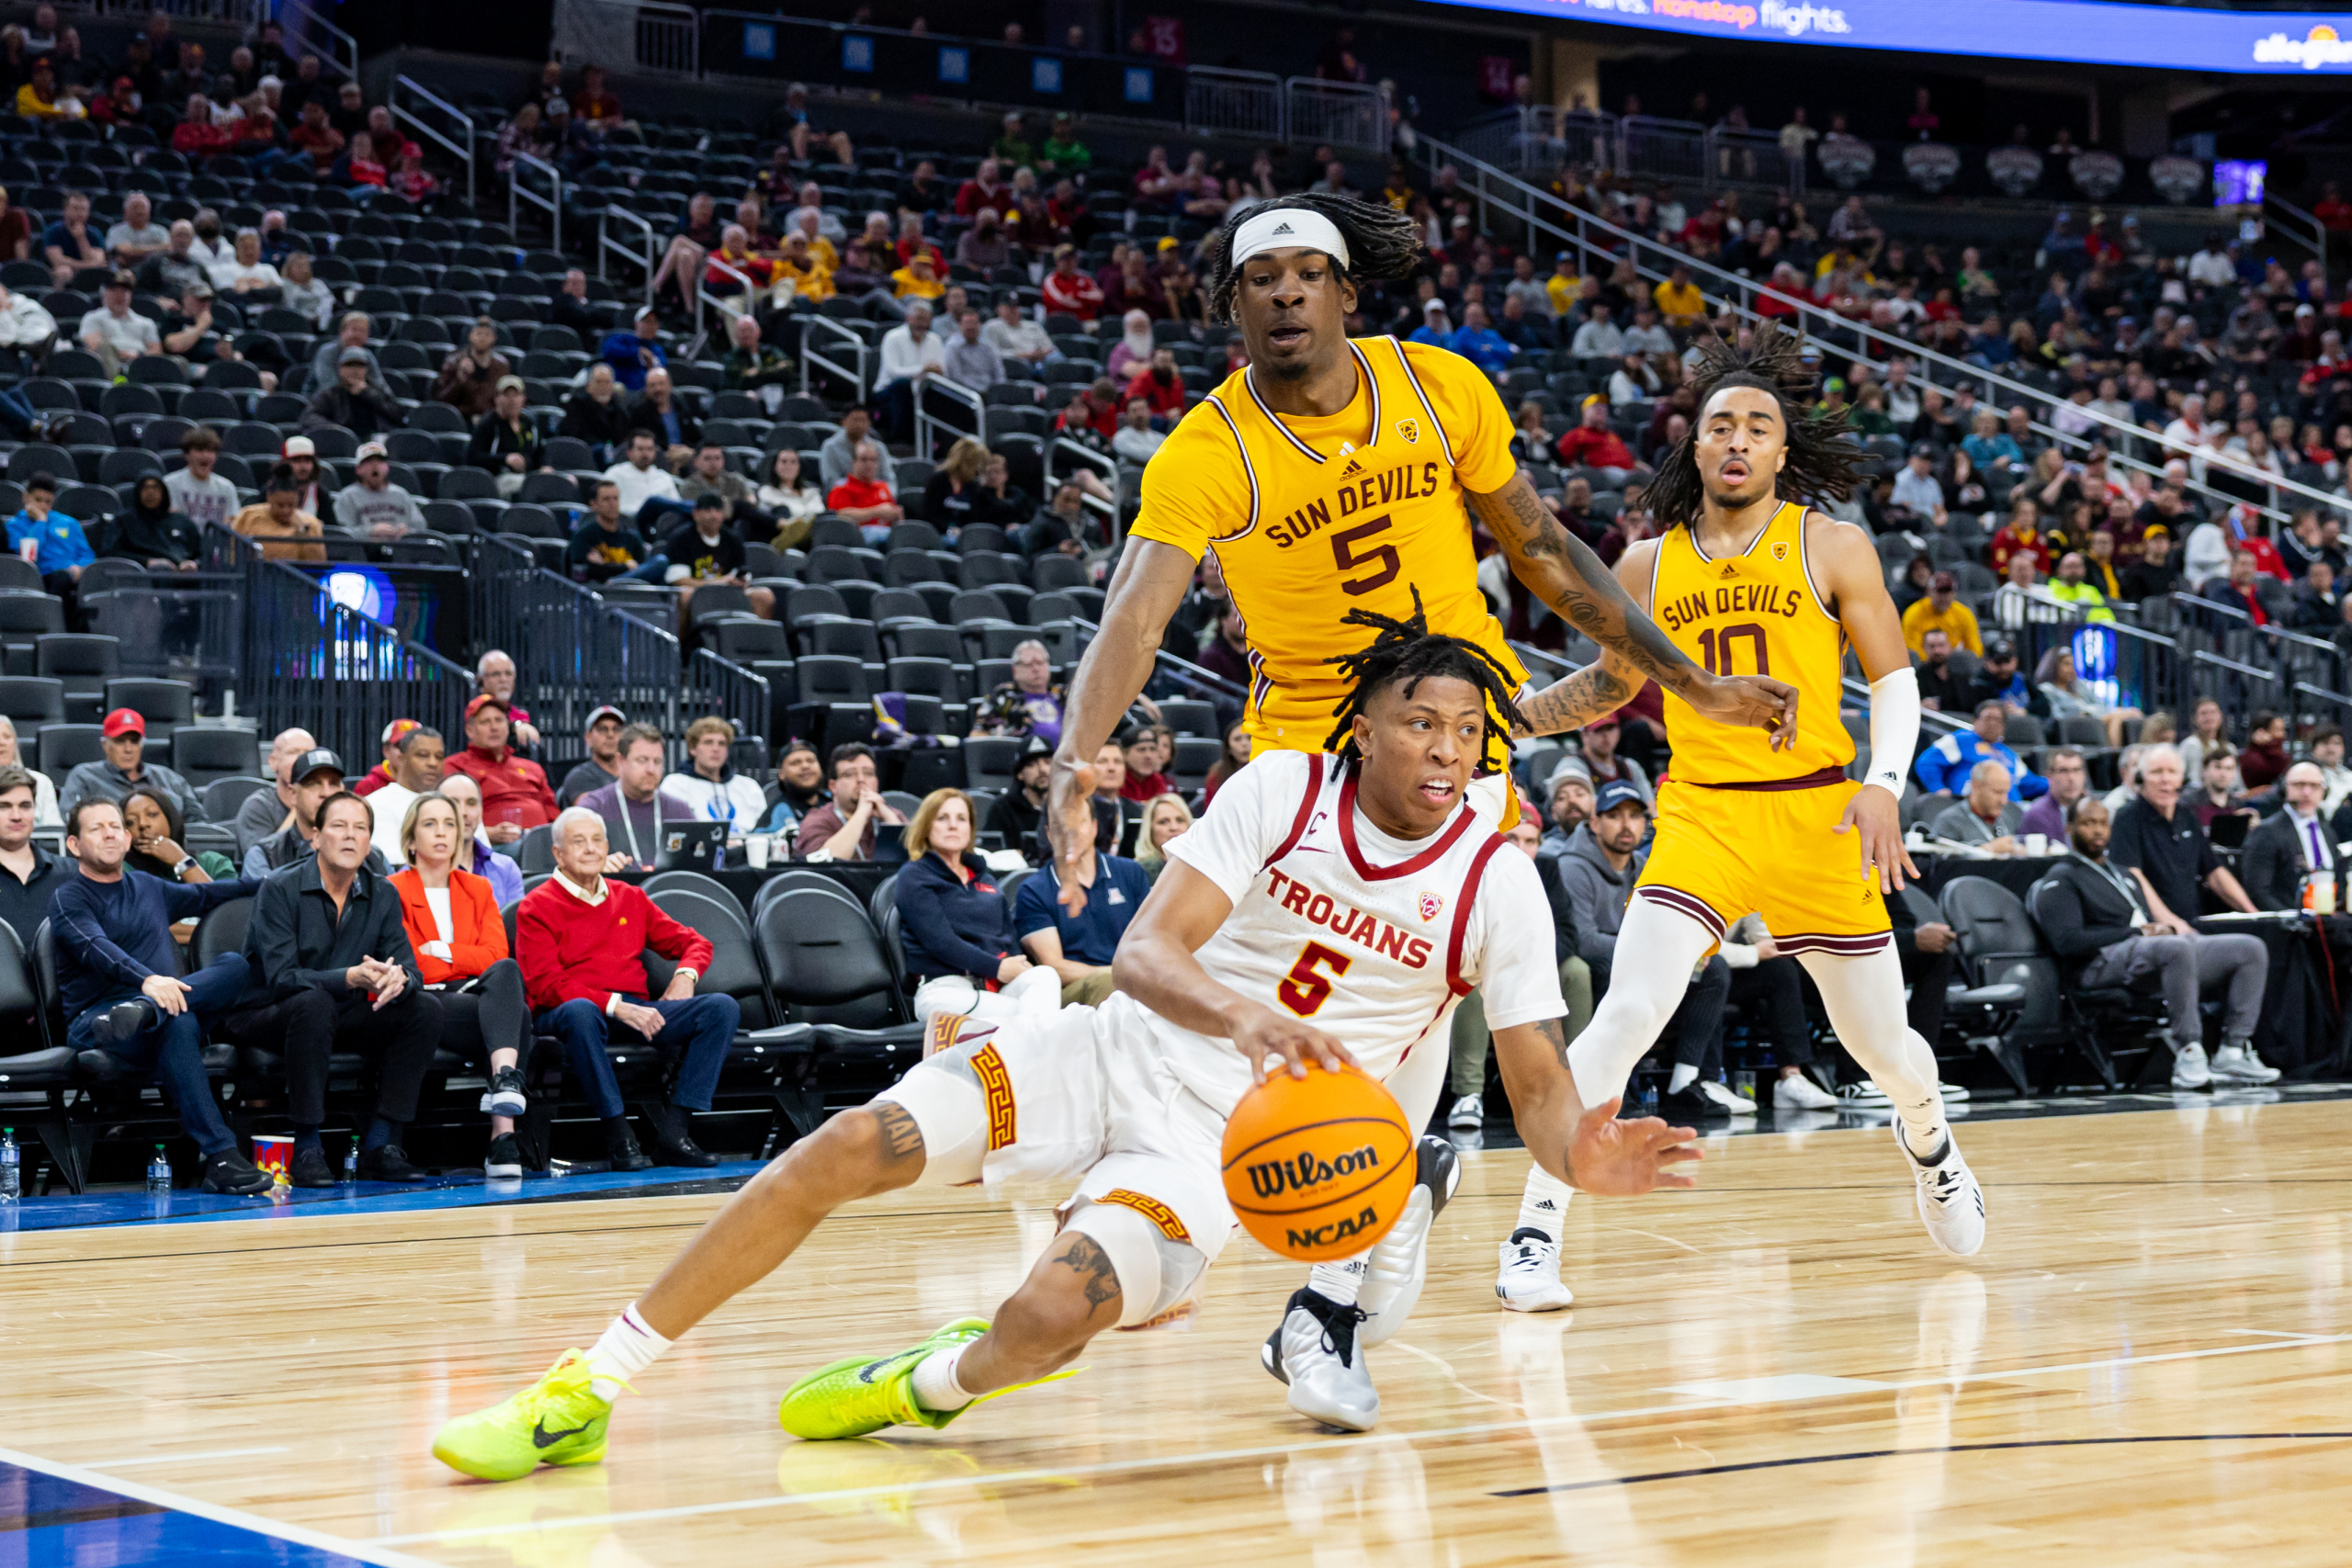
[496,373,526,391]
[282,434,315,458]
[290,747,344,784]
[1984,637,2016,660]
[1546,757,1593,794]
[1930,570,1957,592]
[104,269,131,290]
[355,439,388,461]
[337,345,370,365]
[1019,734,1054,762]
[584,704,627,728]
[465,694,510,718]
[1595,779,1646,815]
[379,717,420,746]
[100,708,146,739]
[1157,235,1178,251]
[1586,709,1623,728]
[1910,442,1935,458]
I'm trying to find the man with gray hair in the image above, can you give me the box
[310,310,384,393]
[474,649,542,750]
[1930,760,2026,852]
[875,298,945,441]
[235,727,315,852]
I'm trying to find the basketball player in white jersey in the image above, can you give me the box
[429,611,1699,1478]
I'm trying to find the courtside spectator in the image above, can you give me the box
[558,705,629,807]
[760,740,827,835]
[985,737,1052,854]
[0,766,62,941]
[1554,397,1650,484]
[2109,746,2258,927]
[661,716,767,836]
[60,709,199,824]
[51,795,269,1194]
[235,728,315,852]
[474,650,541,751]
[2041,795,2271,1089]
[1915,701,2045,800]
[444,696,557,842]
[1013,823,1149,1005]
[895,788,1059,1021]
[518,807,734,1170]
[166,426,239,530]
[390,792,531,1179]
[245,748,386,876]
[1930,760,2026,852]
[0,720,56,826]
[580,723,696,870]
[968,639,1066,743]
[226,791,441,1186]
[2019,747,2090,841]
[367,726,446,866]
[794,743,905,862]
[436,772,523,906]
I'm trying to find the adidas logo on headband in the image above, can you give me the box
[1231,207,1351,269]
[1272,222,1294,235]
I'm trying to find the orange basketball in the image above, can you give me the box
[1220,1062,1416,1262]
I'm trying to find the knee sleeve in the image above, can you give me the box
[1062,1198,1208,1329]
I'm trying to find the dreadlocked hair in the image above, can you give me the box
[1204,191,1423,324]
[1644,321,1864,530]
[1320,586,1527,761]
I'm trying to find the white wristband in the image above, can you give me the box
[1865,667,1920,797]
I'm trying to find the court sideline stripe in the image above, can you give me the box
[82,1446,293,1470]
[368,1330,2352,1545]
[0,1445,443,1568]
[1488,1431,2352,1495]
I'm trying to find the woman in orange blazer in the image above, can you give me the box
[391,792,533,1179]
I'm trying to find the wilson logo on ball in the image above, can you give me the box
[1245,1144,1381,1200]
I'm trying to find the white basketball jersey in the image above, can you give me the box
[1104,750,1564,1116]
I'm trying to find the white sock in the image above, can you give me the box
[1516,1167,1573,1243]
[1667,1063,1698,1095]
[1308,1255,1368,1306]
[910,1345,974,1413]
[587,1303,671,1401]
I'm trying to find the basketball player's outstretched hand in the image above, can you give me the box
[1833,782,1918,893]
[1693,673,1802,751]
[1047,750,1100,914]
[1229,1004,1358,1084]
[1566,1099,1702,1195]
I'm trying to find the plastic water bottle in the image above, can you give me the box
[0,1128,18,1202]
[344,1142,360,1183]
[146,1145,171,1195]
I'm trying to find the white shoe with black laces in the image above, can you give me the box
[1447,1093,1484,1130]
[2209,1042,2279,1085]
[1896,1122,1984,1258]
[1495,1231,1575,1312]
[1261,1288,1378,1431]
[1840,1079,1893,1109]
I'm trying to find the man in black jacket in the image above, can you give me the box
[2244,761,2342,913]
[224,791,442,1187]
[1915,627,1973,716]
[2031,795,2271,1090]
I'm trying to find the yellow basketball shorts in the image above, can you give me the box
[1634,771,1891,956]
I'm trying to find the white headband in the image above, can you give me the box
[1230,207,1351,270]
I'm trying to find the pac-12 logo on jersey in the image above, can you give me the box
[1418,891,1444,922]
[1771,540,1790,561]
[1396,418,1419,444]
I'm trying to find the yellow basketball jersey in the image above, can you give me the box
[1131,336,1528,755]
[1647,501,1854,785]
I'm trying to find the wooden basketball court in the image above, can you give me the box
[6,1094,2349,1565]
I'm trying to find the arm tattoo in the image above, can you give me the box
[1533,1018,1571,1073]
[1055,1234,1123,1316]
[867,1101,926,1166]
[1470,479,1707,697]
[1515,662,1637,737]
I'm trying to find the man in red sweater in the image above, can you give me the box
[1553,397,1652,485]
[519,808,738,1170]
[1123,347,1188,419]
[442,695,559,843]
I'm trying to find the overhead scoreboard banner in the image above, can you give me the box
[1487,1,2352,74]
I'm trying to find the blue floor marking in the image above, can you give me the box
[0,1459,382,1565]
[0,1160,775,1233]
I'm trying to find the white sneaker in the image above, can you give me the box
[1895,1122,1985,1258]
[1496,1232,1575,1312]
[1840,1078,1892,1108]
[1448,1093,1484,1130]
[1261,1288,1378,1431]
[1356,1137,1457,1347]
[2210,1043,2280,1085]
[2171,1039,2213,1090]
[1773,1072,1837,1111]
[1700,1079,1757,1116]
[1939,1083,1972,1103]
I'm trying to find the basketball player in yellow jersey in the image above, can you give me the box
[1494,326,1985,1312]
[1046,191,1797,907]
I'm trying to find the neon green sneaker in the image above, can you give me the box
[778,1317,1081,1441]
[431,1350,617,1481]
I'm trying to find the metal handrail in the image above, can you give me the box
[1417,130,2351,528]
[509,152,564,250]
[391,75,477,208]
[2267,191,2326,277]
[280,0,358,81]
[799,314,870,403]
[914,375,985,463]
[1045,433,1113,491]
[695,253,757,351]
[598,206,657,299]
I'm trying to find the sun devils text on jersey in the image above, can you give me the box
[1131,337,1530,758]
